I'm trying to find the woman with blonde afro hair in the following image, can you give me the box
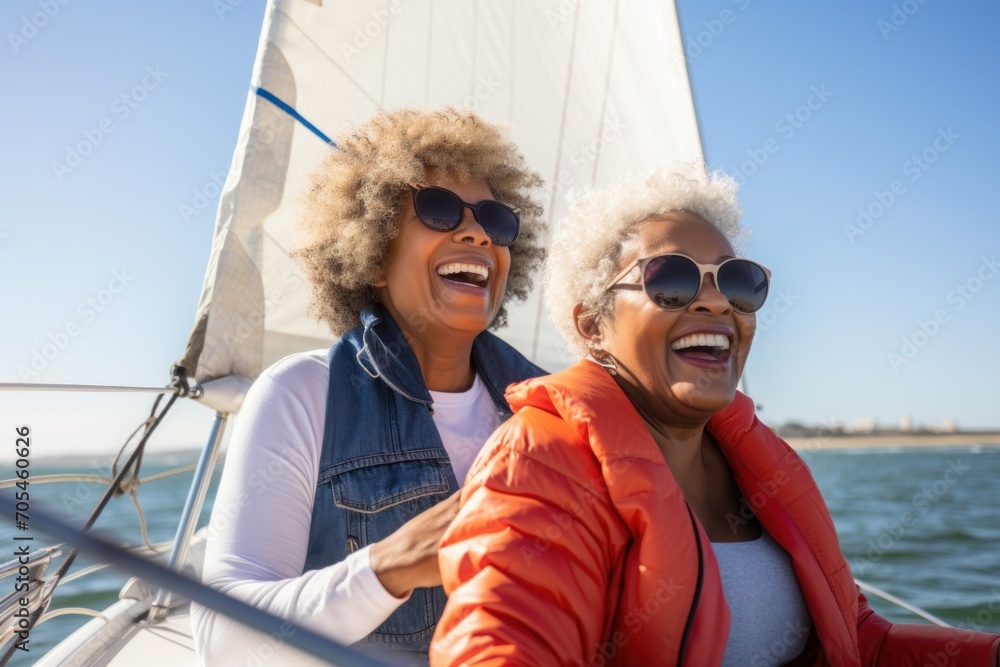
[297,107,546,334]
[194,108,548,665]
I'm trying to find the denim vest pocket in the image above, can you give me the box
[328,451,452,641]
[331,453,451,513]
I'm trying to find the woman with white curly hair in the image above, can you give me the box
[431,162,1000,666]
[193,108,547,665]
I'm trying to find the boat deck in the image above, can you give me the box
[34,590,195,666]
[107,610,195,664]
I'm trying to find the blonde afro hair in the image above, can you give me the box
[544,162,745,359]
[295,107,545,335]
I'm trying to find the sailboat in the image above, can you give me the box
[0,1,955,664]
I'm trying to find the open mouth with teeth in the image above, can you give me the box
[669,333,732,363]
[437,262,489,288]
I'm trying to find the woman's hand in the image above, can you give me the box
[369,491,461,599]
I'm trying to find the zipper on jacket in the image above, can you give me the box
[676,503,704,667]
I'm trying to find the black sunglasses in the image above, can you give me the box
[408,184,521,247]
[606,253,771,314]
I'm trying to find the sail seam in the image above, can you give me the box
[531,0,584,361]
[471,1,479,92]
[425,1,433,102]
[277,8,380,109]
[507,2,516,123]
[591,0,620,186]
[379,0,391,107]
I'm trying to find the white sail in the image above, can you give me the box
[177,0,704,389]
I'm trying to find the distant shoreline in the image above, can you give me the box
[784,433,1000,450]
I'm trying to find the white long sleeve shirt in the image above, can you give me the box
[191,349,501,666]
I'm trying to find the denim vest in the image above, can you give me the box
[303,304,544,652]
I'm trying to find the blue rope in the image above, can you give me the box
[255,87,336,147]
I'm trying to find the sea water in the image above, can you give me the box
[3,446,999,665]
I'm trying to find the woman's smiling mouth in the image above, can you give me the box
[436,262,490,289]
[669,332,733,365]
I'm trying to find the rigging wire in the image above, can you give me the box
[130,491,161,554]
[0,382,185,394]
[0,458,213,560]
[0,462,213,490]
[855,578,952,627]
[54,535,176,587]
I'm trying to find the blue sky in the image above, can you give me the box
[1,1,998,458]
[683,1,1000,433]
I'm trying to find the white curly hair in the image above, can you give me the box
[544,161,746,359]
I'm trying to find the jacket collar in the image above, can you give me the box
[357,304,432,405]
[356,303,535,416]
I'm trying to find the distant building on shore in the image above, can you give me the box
[847,418,878,434]
[774,417,988,439]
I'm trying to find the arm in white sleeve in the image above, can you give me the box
[191,351,408,665]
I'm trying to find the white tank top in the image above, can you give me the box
[711,529,813,666]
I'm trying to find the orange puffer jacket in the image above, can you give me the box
[431,360,1000,666]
